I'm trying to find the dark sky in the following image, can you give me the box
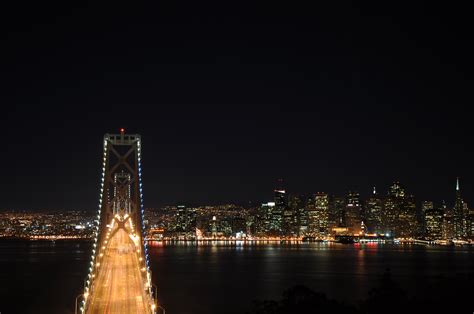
[1,1,473,210]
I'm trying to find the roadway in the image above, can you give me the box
[87,226,150,314]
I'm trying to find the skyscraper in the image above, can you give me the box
[257,202,275,235]
[399,194,417,237]
[389,181,405,198]
[420,201,434,237]
[272,186,287,234]
[287,194,304,236]
[329,196,346,229]
[383,181,407,237]
[345,191,361,234]
[175,205,196,235]
[441,200,454,240]
[425,203,443,240]
[464,203,472,239]
[453,177,465,239]
[365,187,383,234]
[314,192,329,236]
[306,194,317,236]
[468,206,474,240]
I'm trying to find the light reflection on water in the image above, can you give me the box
[0,240,472,314]
[148,241,473,314]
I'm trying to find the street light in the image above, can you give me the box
[75,290,90,314]
[157,304,166,314]
[151,284,165,314]
[75,293,83,314]
[152,284,157,302]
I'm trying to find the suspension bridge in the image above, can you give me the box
[76,129,158,314]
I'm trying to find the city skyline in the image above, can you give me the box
[2,176,472,242]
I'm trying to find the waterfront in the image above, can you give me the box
[0,240,473,314]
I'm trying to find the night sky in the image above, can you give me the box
[1,1,473,210]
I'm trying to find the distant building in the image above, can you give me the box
[271,186,287,234]
[345,191,361,234]
[468,208,474,239]
[453,177,466,239]
[422,201,434,212]
[389,181,405,198]
[425,203,443,240]
[174,205,197,238]
[287,194,304,236]
[314,193,329,236]
[295,195,308,237]
[210,215,218,237]
[329,196,345,231]
[175,205,196,232]
[383,181,417,237]
[465,203,473,239]
[441,201,454,240]
[257,202,275,235]
[420,201,434,237]
[365,187,383,234]
[306,194,317,236]
[399,194,417,237]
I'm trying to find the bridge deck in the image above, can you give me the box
[87,228,150,314]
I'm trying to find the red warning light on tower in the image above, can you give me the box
[120,128,125,134]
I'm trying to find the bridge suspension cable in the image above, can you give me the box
[76,130,156,314]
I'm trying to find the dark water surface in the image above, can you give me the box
[0,240,473,314]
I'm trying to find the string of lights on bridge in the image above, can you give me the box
[79,133,154,313]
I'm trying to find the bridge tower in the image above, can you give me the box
[79,129,155,313]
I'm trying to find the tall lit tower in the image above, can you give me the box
[272,180,287,234]
[453,177,465,239]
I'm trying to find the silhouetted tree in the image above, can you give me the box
[248,285,358,314]
[247,271,474,314]
[361,268,407,314]
[408,273,474,313]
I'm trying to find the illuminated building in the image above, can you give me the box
[306,193,329,236]
[383,181,411,237]
[271,189,288,234]
[345,191,361,234]
[306,194,317,236]
[469,208,474,239]
[328,195,344,231]
[425,203,443,240]
[175,205,196,234]
[421,201,434,237]
[271,186,287,234]
[314,192,329,236]
[399,194,417,237]
[365,187,383,234]
[441,201,454,240]
[287,194,304,236]
[258,202,275,235]
[297,206,308,236]
[453,177,465,239]
[465,203,473,239]
[210,215,217,238]
[389,181,405,198]
[422,201,434,212]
